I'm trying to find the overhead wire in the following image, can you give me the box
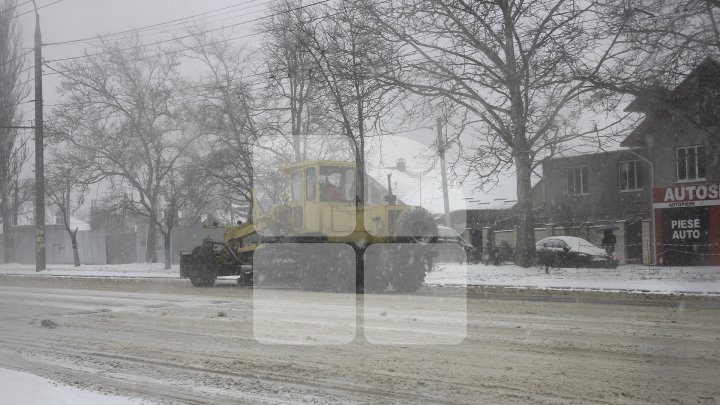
[43,0,327,64]
[0,0,33,15]
[0,48,34,68]
[0,0,63,23]
[21,0,434,109]
[41,3,334,77]
[44,0,272,47]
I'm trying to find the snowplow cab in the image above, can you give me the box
[281,160,358,238]
[182,159,440,292]
[265,160,422,242]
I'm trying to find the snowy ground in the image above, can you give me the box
[0,263,178,278]
[1,261,720,295]
[427,262,720,295]
[1,266,719,403]
[0,368,150,405]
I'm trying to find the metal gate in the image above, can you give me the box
[106,233,137,264]
[625,220,643,264]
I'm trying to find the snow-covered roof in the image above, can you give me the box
[68,216,91,231]
[370,165,469,214]
[368,135,517,214]
[6,211,91,231]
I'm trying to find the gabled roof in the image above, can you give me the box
[622,57,720,147]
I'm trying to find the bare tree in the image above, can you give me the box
[587,1,720,175]
[262,0,345,162]
[365,0,611,266]
[179,30,263,222]
[0,0,30,263]
[45,154,89,267]
[50,38,194,267]
[263,0,316,161]
[590,1,720,97]
[297,0,405,204]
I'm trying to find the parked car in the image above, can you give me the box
[436,226,480,263]
[536,236,618,272]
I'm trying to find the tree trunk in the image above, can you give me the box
[163,229,171,270]
[246,174,254,223]
[70,228,80,267]
[146,220,158,263]
[1,202,13,264]
[514,151,535,267]
[500,0,534,267]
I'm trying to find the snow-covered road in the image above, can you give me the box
[0,278,718,404]
[2,262,720,295]
[0,368,149,405]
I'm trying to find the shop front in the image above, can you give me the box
[653,184,720,266]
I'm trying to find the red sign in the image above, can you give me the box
[653,183,720,209]
[653,182,720,266]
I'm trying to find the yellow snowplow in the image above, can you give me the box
[180,160,438,292]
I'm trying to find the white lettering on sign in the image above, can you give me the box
[670,219,701,229]
[670,218,702,240]
[697,186,708,199]
[711,184,719,199]
[672,230,701,239]
[665,188,674,201]
[663,183,720,202]
[669,201,696,207]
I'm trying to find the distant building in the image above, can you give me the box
[539,150,651,263]
[622,57,720,266]
[541,150,651,224]
[536,57,720,266]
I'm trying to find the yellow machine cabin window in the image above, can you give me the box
[291,171,303,201]
[319,166,355,202]
[306,167,316,201]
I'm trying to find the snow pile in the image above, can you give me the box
[2,261,720,295]
[427,262,720,295]
[0,263,177,278]
[0,368,150,405]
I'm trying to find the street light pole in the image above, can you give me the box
[436,117,451,227]
[32,0,45,271]
[629,149,656,265]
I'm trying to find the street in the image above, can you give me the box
[0,276,719,404]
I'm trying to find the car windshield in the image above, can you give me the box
[319,166,355,202]
[1,1,718,404]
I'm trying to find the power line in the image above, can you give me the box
[42,27,275,77]
[0,48,34,68]
[0,0,33,15]
[11,75,33,88]
[0,0,63,23]
[44,0,271,47]
[43,0,328,65]
[0,61,33,82]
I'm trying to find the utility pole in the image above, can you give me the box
[436,117,451,227]
[629,149,656,265]
[32,0,45,271]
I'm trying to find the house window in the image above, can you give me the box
[619,160,642,191]
[566,166,589,195]
[677,145,706,182]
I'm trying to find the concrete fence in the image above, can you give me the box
[2,220,654,266]
[479,219,654,265]
[0,225,224,266]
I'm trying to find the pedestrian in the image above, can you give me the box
[601,229,616,256]
[486,228,496,265]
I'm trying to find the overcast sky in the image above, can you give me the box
[17,0,261,105]
[13,0,518,207]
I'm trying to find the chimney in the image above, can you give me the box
[396,158,406,172]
